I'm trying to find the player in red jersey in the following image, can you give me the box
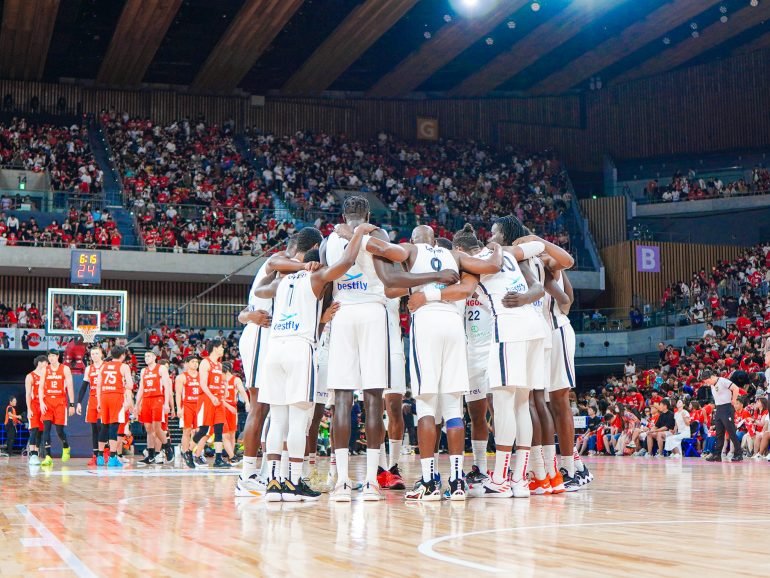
[192,338,229,468]
[175,356,200,468]
[136,351,172,466]
[38,350,75,467]
[76,345,105,466]
[96,346,134,467]
[25,355,48,466]
[222,362,249,464]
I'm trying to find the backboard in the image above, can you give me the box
[46,288,128,337]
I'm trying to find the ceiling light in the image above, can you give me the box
[751,0,759,7]
[507,20,516,29]
[531,1,541,11]
[691,30,700,38]
[719,5,728,13]
[485,37,494,45]
[462,0,479,6]
[662,37,671,45]
[720,15,729,22]
[424,31,432,39]
[690,22,698,30]
[443,14,452,22]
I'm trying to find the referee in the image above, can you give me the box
[702,370,742,462]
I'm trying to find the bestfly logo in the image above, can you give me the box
[337,272,368,291]
[273,313,299,332]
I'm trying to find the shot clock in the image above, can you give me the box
[70,250,102,285]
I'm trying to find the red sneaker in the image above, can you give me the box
[385,464,405,490]
[376,466,390,489]
[87,455,98,467]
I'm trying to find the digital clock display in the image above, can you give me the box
[70,250,101,285]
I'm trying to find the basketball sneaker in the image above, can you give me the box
[41,455,53,467]
[107,456,122,468]
[164,444,174,462]
[281,480,301,502]
[213,456,232,468]
[376,466,390,489]
[62,448,71,462]
[465,465,488,486]
[480,477,512,498]
[294,478,322,501]
[549,471,566,494]
[731,453,743,462]
[87,455,98,467]
[511,478,530,498]
[153,453,166,465]
[329,481,353,502]
[183,451,195,469]
[387,464,406,489]
[579,464,594,484]
[529,476,552,496]
[235,473,267,497]
[137,455,153,466]
[361,481,383,501]
[559,468,581,492]
[705,453,722,462]
[195,455,208,467]
[28,454,41,466]
[443,478,467,501]
[265,478,283,502]
[405,479,442,501]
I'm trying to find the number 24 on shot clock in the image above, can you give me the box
[70,250,101,285]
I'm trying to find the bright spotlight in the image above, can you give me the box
[531,1,541,11]
[462,0,479,6]
[751,0,759,7]
[449,0,498,17]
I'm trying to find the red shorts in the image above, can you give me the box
[85,397,100,424]
[28,399,43,430]
[224,409,237,434]
[181,403,199,430]
[42,396,68,426]
[138,396,165,424]
[197,396,226,428]
[100,394,126,425]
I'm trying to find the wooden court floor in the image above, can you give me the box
[1,455,768,577]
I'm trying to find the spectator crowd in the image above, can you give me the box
[643,166,770,203]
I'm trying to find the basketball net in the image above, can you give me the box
[77,325,99,344]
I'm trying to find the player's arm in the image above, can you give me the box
[175,374,185,416]
[501,260,545,308]
[160,366,172,412]
[25,375,34,419]
[562,270,575,312]
[363,229,408,262]
[544,269,570,308]
[95,369,102,412]
[122,364,135,409]
[266,252,318,275]
[76,373,89,414]
[373,255,459,289]
[454,243,503,274]
[254,275,282,300]
[64,366,75,415]
[319,301,340,335]
[516,234,574,270]
[506,240,546,262]
[135,369,146,409]
[235,377,250,412]
[238,308,271,327]
[38,376,45,412]
[311,224,376,295]
[407,271,479,313]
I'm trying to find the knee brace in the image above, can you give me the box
[99,425,110,443]
[213,423,224,442]
[29,428,39,446]
[415,395,439,421]
[108,423,119,440]
[193,426,209,444]
[514,387,533,447]
[265,405,288,456]
[492,389,516,446]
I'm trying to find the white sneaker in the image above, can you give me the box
[669,452,681,459]
[361,481,383,501]
[235,473,267,497]
[28,454,41,466]
[766,453,770,462]
[330,481,352,502]
[153,454,165,465]
[511,478,530,498]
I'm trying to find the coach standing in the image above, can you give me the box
[702,370,742,462]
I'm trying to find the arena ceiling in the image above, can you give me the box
[1,0,770,96]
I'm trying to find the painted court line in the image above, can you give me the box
[40,468,241,477]
[17,505,98,578]
[418,518,770,572]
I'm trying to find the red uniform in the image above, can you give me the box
[84,364,103,424]
[223,375,238,434]
[181,371,200,429]
[27,371,43,430]
[99,360,128,425]
[138,365,166,424]
[197,358,226,427]
[42,365,68,426]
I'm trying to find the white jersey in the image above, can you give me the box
[386,297,403,348]
[464,248,493,346]
[326,230,385,305]
[545,272,571,330]
[479,250,545,343]
[269,270,322,344]
[529,256,554,347]
[247,260,273,313]
[409,243,461,315]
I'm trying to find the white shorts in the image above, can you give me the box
[257,338,314,409]
[466,340,491,403]
[314,343,331,405]
[409,309,469,396]
[327,302,389,391]
[386,347,407,397]
[239,324,270,390]
[550,324,576,392]
[488,338,545,390]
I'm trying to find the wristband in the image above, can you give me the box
[518,241,545,259]
[424,286,442,302]
[69,403,74,408]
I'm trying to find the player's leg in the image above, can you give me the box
[404,394,441,501]
[264,404,289,501]
[107,423,122,466]
[39,419,53,465]
[528,391,547,492]
[379,392,406,489]
[284,404,320,502]
[27,427,39,463]
[443,392,467,500]
[362,388,385,497]
[212,417,229,467]
[239,393,270,483]
[304,403,327,491]
[88,422,100,466]
[329,389,353,501]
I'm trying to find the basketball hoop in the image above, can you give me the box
[77,325,99,344]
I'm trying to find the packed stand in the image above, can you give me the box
[0,205,121,249]
[103,112,277,254]
[0,302,44,329]
[642,166,770,203]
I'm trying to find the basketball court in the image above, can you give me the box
[3,456,766,577]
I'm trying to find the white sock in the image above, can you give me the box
[335,448,349,482]
[421,457,435,483]
[259,455,268,477]
[267,459,280,481]
[241,456,258,478]
[389,439,402,469]
[280,450,290,480]
[449,454,463,482]
[379,443,388,470]
[543,444,557,477]
[471,439,487,472]
[434,452,439,467]
[289,461,303,485]
[530,445,546,479]
[512,449,530,483]
[302,456,310,478]
[493,450,511,484]
[561,454,575,477]
[366,448,379,483]
[573,448,585,472]
[309,452,317,466]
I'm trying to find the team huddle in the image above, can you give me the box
[23,195,592,502]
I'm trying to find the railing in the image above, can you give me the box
[0,191,107,213]
[141,303,244,332]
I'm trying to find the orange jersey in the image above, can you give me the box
[183,371,200,405]
[84,364,104,399]
[224,375,237,405]
[206,358,225,398]
[100,360,127,395]
[141,365,163,397]
[27,371,41,401]
[43,365,67,398]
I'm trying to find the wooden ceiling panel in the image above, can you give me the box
[733,27,770,56]
[529,0,724,95]
[0,0,60,81]
[98,0,183,86]
[367,0,529,98]
[193,0,305,93]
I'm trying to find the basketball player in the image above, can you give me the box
[386,225,502,500]
[222,362,249,463]
[176,356,200,468]
[96,346,134,467]
[76,345,105,466]
[25,355,47,466]
[38,350,75,467]
[256,224,375,501]
[321,196,410,502]
[477,216,547,498]
[136,351,172,466]
[192,338,229,468]
[158,358,175,463]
